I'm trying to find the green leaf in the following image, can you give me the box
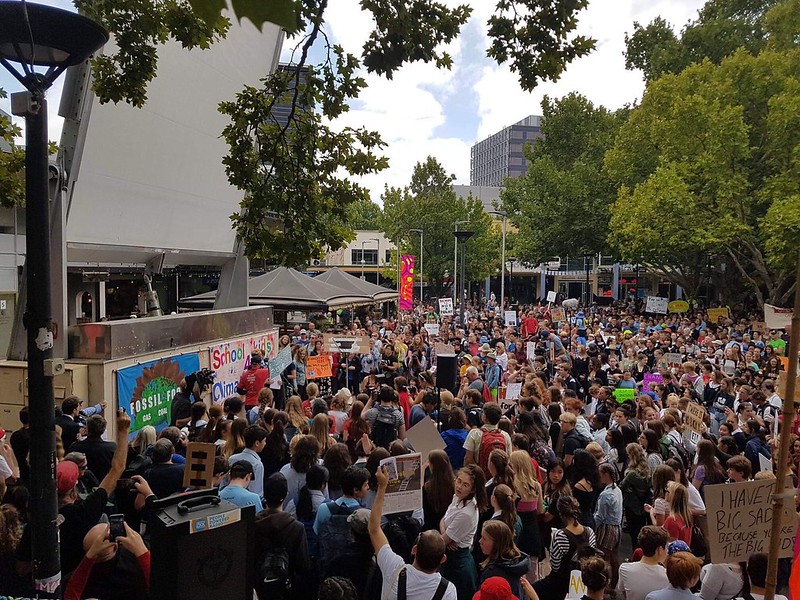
[186,0,299,32]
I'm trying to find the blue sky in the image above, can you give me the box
[2,0,707,202]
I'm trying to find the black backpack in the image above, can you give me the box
[258,545,290,593]
[383,513,422,564]
[371,406,399,449]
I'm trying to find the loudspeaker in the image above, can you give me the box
[436,355,458,394]
[150,491,255,600]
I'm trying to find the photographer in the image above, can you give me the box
[169,377,193,428]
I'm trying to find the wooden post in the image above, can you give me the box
[764,252,800,600]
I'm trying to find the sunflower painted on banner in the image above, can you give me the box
[400,254,415,310]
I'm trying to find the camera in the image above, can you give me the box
[194,368,216,390]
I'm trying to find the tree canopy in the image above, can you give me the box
[379,157,499,294]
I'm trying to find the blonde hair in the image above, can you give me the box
[626,442,650,479]
[306,382,319,398]
[667,481,692,527]
[509,450,542,502]
[585,442,605,462]
[286,396,309,432]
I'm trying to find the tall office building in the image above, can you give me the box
[470,115,543,186]
[270,63,310,129]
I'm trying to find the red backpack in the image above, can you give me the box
[478,427,506,475]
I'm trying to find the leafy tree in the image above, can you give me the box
[379,157,499,295]
[499,93,627,264]
[605,41,800,306]
[624,0,780,81]
[344,198,383,231]
[0,90,24,208]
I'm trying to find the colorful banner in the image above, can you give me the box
[399,254,415,310]
[306,354,333,379]
[209,332,279,403]
[117,353,200,437]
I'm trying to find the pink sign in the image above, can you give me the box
[400,254,415,310]
[642,372,663,391]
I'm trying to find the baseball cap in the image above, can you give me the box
[57,460,80,495]
[347,508,371,536]
[668,540,691,555]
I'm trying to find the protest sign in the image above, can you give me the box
[567,570,587,599]
[707,307,730,323]
[642,372,663,391]
[434,342,454,357]
[438,297,454,317]
[405,418,445,464]
[664,353,683,371]
[778,371,800,403]
[209,332,279,402]
[504,311,518,327]
[751,321,768,335]
[764,304,793,330]
[499,383,522,413]
[551,307,566,323]
[323,333,371,354]
[400,255,415,310]
[684,402,706,434]
[668,300,689,314]
[379,453,423,515]
[758,452,772,474]
[306,354,332,379]
[613,388,635,403]
[506,382,522,400]
[546,291,557,303]
[645,296,669,314]
[183,443,217,489]
[527,342,536,361]
[424,323,440,336]
[704,477,796,563]
[268,345,292,380]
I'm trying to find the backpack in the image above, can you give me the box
[371,406,399,449]
[688,523,707,558]
[666,432,690,469]
[292,496,319,559]
[258,545,290,588]
[478,427,507,475]
[481,380,493,403]
[566,528,596,573]
[383,512,423,564]
[317,500,359,574]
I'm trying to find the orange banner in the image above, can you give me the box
[306,354,332,379]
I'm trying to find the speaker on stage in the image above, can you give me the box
[149,490,255,600]
[436,354,458,394]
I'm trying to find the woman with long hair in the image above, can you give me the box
[663,481,693,545]
[509,449,545,583]
[286,395,310,440]
[646,464,677,527]
[259,411,289,477]
[323,442,352,501]
[342,399,371,461]
[542,457,572,547]
[640,429,664,477]
[0,503,25,595]
[310,413,335,458]
[293,345,308,399]
[594,463,623,591]
[422,449,455,532]
[532,495,597,600]
[692,438,726,498]
[130,425,156,456]
[477,520,530,598]
[569,449,600,530]
[605,428,627,475]
[619,442,652,549]
[487,449,515,490]
[439,464,488,600]
[490,484,522,542]
[279,434,323,505]
[221,418,247,459]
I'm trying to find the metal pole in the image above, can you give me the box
[500,215,506,314]
[585,255,591,306]
[361,241,366,279]
[420,230,423,306]
[22,93,60,594]
[453,225,458,303]
[764,252,800,600]
[459,241,467,329]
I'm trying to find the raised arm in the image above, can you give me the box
[99,409,131,495]
[368,466,390,553]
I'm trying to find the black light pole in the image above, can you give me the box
[508,257,516,305]
[454,231,474,329]
[0,3,108,595]
[583,254,592,307]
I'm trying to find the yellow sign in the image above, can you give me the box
[668,300,689,314]
[707,307,730,323]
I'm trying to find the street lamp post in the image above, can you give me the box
[488,211,507,314]
[454,231,475,329]
[0,3,108,594]
[508,257,516,305]
[410,229,423,305]
[453,220,469,303]
[584,254,592,307]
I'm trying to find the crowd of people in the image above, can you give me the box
[0,298,798,600]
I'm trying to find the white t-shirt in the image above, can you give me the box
[617,561,670,600]
[442,496,478,548]
[0,454,12,481]
[377,544,457,600]
[687,482,705,514]
[737,595,788,600]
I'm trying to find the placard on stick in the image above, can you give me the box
[183,442,217,489]
[684,402,706,434]
[704,477,796,563]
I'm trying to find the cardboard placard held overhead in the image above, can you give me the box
[684,402,706,434]
[438,298,454,317]
[764,304,793,330]
[642,372,663,390]
[424,323,440,336]
[546,291,557,303]
[707,307,730,323]
[405,418,445,464]
[526,342,536,361]
[704,477,796,563]
[613,388,635,403]
[323,333,371,354]
[645,296,669,314]
[664,353,683,371]
[306,354,332,379]
[183,443,217,489]
[504,311,518,327]
[550,307,566,323]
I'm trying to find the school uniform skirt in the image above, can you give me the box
[440,546,477,599]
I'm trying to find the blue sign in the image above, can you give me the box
[116,354,200,437]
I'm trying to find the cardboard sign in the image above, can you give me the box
[504,311,518,327]
[405,418,445,464]
[546,291,557,303]
[642,372,663,390]
[764,304,792,330]
[438,298,454,317]
[613,388,635,403]
[526,342,536,361]
[707,307,730,323]
[323,333,371,354]
[268,345,293,380]
[758,452,772,474]
[668,300,689,314]
[777,371,800,403]
[567,570,587,599]
[684,402,706,434]
[434,342,454,357]
[183,443,217,489]
[379,453,423,515]
[751,321,768,335]
[664,353,683,371]
[306,354,332,379]
[704,477,797,563]
[645,296,669,314]
[551,307,566,323]
[506,382,522,400]
[424,323,440,336]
